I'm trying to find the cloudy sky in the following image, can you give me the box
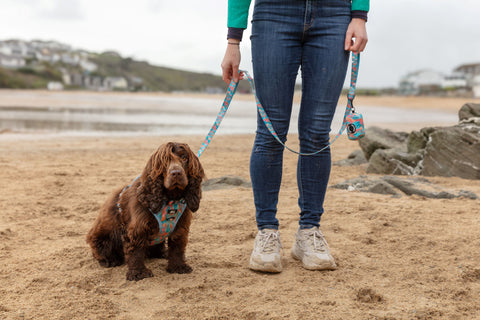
[1,0,479,88]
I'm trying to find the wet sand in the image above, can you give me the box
[1,90,477,135]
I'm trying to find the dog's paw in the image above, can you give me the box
[99,258,124,268]
[126,268,154,281]
[167,264,193,274]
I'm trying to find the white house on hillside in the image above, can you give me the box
[473,75,480,98]
[399,69,444,95]
[0,53,26,68]
[103,77,128,90]
[442,72,467,89]
[454,63,480,97]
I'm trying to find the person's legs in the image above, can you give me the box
[249,0,305,272]
[250,0,304,231]
[291,0,351,271]
[297,0,351,229]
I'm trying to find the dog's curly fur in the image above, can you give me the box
[86,142,204,281]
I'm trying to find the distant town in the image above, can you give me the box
[399,66,480,98]
[0,39,479,97]
[0,39,135,91]
[0,39,228,92]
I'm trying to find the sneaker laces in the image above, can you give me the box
[303,229,329,253]
[258,230,283,254]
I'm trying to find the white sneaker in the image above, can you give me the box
[291,227,337,270]
[249,229,283,273]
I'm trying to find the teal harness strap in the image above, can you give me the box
[149,199,187,245]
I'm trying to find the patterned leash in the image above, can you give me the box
[197,51,360,157]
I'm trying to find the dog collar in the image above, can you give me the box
[149,199,187,245]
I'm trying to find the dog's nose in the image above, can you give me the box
[170,169,182,178]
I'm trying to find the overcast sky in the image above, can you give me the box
[1,0,479,88]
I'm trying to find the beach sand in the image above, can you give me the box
[1,94,480,319]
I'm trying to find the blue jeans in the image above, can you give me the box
[250,0,351,230]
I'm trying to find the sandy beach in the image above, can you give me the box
[1,92,480,319]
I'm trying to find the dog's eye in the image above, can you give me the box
[181,154,188,162]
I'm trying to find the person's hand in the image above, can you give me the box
[221,40,243,84]
[344,18,368,52]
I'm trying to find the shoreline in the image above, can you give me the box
[0,90,471,139]
[0,88,478,111]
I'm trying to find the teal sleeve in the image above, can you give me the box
[352,0,369,12]
[228,0,253,29]
[228,0,368,29]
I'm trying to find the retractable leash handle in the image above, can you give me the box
[196,51,361,158]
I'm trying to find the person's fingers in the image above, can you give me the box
[221,65,232,84]
[350,38,361,52]
[351,35,368,52]
[359,37,368,52]
[232,64,240,83]
[344,29,353,51]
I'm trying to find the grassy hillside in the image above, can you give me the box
[0,50,251,92]
[0,63,62,89]
[90,52,230,92]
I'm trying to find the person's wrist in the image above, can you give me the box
[351,17,366,24]
[227,39,241,45]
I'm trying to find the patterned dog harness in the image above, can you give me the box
[116,176,187,246]
[149,199,187,245]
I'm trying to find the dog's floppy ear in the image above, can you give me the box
[182,144,205,212]
[184,143,205,181]
[142,143,176,181]
[137,143,172,210]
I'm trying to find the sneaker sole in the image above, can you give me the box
[291,246,337,271]
[249,258,282,273]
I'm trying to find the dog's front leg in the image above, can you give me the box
[167,233,192,274]
[123,236,154,281]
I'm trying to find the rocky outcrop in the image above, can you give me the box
[422,125,480,179]
[458,103,480,121]
[203,175,252,191]
[331,175,478,199]
[367,148,422,175]
[333,150,367,166]
[355,103,480,179]
[358,127,409,160]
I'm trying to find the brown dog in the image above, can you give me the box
[86,142,204,281]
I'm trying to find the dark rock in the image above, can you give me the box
[421,127,480,179]
[458,103,480,121]
[203,175,252,191]
[458,190,479,200]
[358,127,409,160]
[458,117,480,135]
[366,149,422,175]
[367,181,399,196]
[333,150,367,166]
[331,176,399,196]
[382,176,457,199]
[407,130,428,154]
[331,175,478,199]
[330,176,369,190]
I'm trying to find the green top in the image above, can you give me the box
[228,0,370,29]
